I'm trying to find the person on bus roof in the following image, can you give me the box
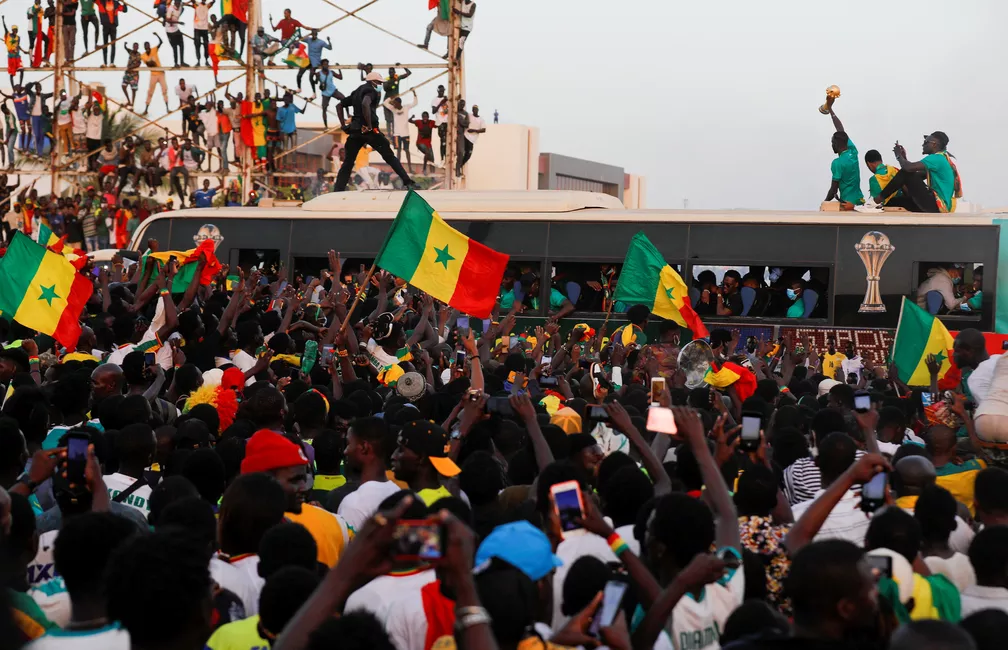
[865,149,902,206]
[875,132,962,213]
[824,108,864,207]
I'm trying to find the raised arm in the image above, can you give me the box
[606,401,674,496]
[829,108,844,135]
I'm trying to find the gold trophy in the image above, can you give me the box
[819,85,841,114]
[855,231,895,313]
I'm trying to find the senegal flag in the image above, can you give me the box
[142,240,222,294]
[428,0,450,20]
[375,191,508,319]
[0,233,93,348]
[704,361,757,403]
[892,297,955,386]
[613,231,709,338]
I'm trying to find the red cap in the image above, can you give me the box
[221,367,245,391]
[240,430,308,474]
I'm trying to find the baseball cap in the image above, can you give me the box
[241,430,309,474]
[365,71,384,82]
[475,521,562,581]
[817,378,841,397]
[398,420,460,477]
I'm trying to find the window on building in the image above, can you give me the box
[914,262,983,317]
[236,248,282,276]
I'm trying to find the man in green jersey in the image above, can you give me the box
[876,131,961,213]
[824,108,864,207]
[80,0,98,51]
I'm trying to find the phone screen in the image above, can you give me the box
[589,405,609,421]
[866,554,892,579]
[854,393,871,412]
[144,352,156,366]
[541,355,552,366]
[552,484,584,532]
[650,377,666,404]
[455,350,466,366]
[320,345,335,367]
[66,435,89,482]
[539,376,558,387]
[863,472,887,501]
[457,316,470,330]
[921,392,934,407]
[589,581,628,636]
[741,415,761,441]
[486,396,514,417]
[391,520,443,562]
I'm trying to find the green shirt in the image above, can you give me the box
[831,138,864,205]
[967,290,983,310]
[549,287,567,310]
[499,287,517,311]
[786,297,805,318]
[922,152,955,211]
[80,0,96,15]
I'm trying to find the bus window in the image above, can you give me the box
[914,262,983,316]
[549,263,625,313]
[691,265,830,320]
[235,248,282,275]
[498,262,544,315]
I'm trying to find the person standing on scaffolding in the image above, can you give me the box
[333,71,414,192]
[97,0,127,68]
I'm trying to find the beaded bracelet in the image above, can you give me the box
[607,531,629,556]
[28,356,40,366]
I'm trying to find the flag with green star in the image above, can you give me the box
[613,231,709,338]
[891,297,955,386]
[374,191,509,319]
[0,232,93,349]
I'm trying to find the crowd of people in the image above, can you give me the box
[0,0,488,206]
[0,241,1005,650]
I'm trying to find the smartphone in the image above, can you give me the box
[861,472,888,513]
[486,396,514,417]
[921,392,935,407]
[457,316,470,331]
[144,351,155,366]
[455,349,466,367]
[550,480,585,535]
[508,336,520,350]
[854,391,871,412]
[650,377,666,405]
[539,375,558,387]
[541,355,552,366]
[739,413,762,452]
[466,388,481,403]
[589,580,628,637]
[866,554,892,580]
[391,519,444,562]
[718,547,742,569]
[611,366,623,387]
[320,344,334,368]
[66,433,90,484]
[588,404,610,422]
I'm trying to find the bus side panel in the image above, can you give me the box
[546,222,691,262]
[834,225,997,330]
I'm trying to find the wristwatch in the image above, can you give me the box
[16,472,39,492]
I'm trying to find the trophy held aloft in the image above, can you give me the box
[819,85,841,114]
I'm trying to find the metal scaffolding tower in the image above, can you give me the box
[17,0,467,199]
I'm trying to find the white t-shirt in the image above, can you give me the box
[176,84,196,104]
[337,480,402,534]
[840,356,864,382]
[209,554,264,616]
[551,532,618,632]
[384,590,428,650]
[790,488,870,546]
[923,553,976,592]
[193,3,209,30]
[27,530,71,629]
[103,472,153,514]
[459,0,474,31]
[344,569,436,623]
[382,96,417,139]
[666,554,745,650]
[165,4,182,33]
[968,356,999,405]
[57,99,73,126]
[960,585,1008,618]
[26,624,131,650]
[465,114,485,144]
[432,97,447,126]
[85,112,103,140]
[72,106,87,135]
[231,349,257,386]
[200,109,219,137]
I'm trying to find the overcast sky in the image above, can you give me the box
[19,0,1004,209]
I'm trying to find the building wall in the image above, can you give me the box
[624,174,647,209]
[537,152,624,201]
[464,124,541,191]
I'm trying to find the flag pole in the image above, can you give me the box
[338,263,378,335]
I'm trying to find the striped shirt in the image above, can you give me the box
[783,451,866,506]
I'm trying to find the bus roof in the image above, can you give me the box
[148,191,1008,227]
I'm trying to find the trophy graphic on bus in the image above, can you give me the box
[855,231,894,313]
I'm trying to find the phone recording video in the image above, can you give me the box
[485,396,514,417]
[588,404,610,422]
[66,433,90,484]
[650,377,666,405]
[144,352,156,366]
[550,480,585,534]
[539,376,558,387]
[455,349,466,367]
[320,345,335,368]
[391,520,444,562]
[739,413,761,452]
[866,554,893,579]
[854,391,871,412]
[589,580,628,637]
[861,472,888,513]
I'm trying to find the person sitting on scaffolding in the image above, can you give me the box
[251,26,280,77]
[208,14,240,86]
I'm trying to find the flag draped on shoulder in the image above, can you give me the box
[613,231,708,338]
[375,191,509,319]
[0,232,92,349]
[891,297,955,386]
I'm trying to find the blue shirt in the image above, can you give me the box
[276,104,304,134]
[194,188,217,208]
[303,37,331,66]
[319,70,337,97]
